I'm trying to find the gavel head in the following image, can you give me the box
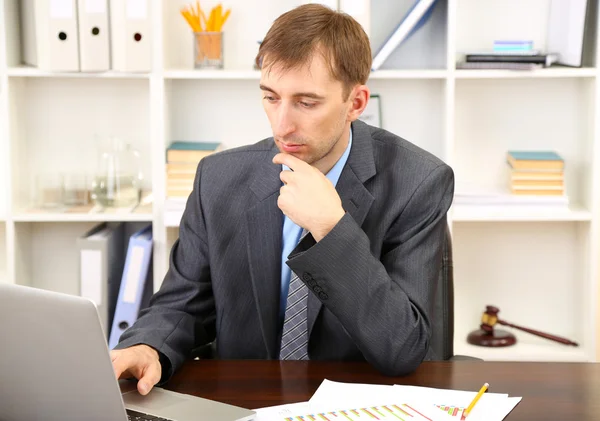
[480,305,501,333]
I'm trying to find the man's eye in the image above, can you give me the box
[299,101,315,108]
[264,96,276,102]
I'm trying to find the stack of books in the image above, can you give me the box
[166,141,222,199]
[506,151,565,196]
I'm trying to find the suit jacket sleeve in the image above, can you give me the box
[113,159,214,384]
[287,163,454,376]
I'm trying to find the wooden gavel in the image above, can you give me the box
[480,305,579,346]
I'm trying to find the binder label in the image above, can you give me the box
[123,246,144,303]
[80,250,102,305]
[50,0,74,18]
[85,0,107,14]
[126,0,148,20]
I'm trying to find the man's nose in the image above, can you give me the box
[273,103,296,139]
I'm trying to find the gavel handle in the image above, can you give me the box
[497,320,579,346]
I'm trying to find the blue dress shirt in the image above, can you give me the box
[278,128,353,334]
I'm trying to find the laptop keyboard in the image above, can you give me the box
[126,409,175,421]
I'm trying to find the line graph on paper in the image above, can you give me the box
[282,403,441,421]
[436,405,465,417]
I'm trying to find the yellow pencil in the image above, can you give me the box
[461,382,488,420]
[219,9,231,30]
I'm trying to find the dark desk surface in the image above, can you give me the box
[149,360,600,420]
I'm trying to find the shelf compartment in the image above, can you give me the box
[364,79,447,160]
[7,77,152,214]
[165,79,271,151]
[162,0,301,71]
[455,0,598,68]
[369,0,448,70]
[13,221,151,293]
[454,77,596,211]
[13,222,97,293]
[452,221,594,362]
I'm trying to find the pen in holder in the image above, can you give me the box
[194,31,224,69]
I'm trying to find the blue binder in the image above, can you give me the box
[108,225,154,349]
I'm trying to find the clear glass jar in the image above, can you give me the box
[90,137,143,208]
[194,31,224,69]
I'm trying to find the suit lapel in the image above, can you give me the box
[307,120,377,339]
[246,147,283,359]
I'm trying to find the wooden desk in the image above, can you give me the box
[155,360,600,420]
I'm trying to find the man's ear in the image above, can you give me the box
[347,84,370,122]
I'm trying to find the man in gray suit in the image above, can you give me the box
[112,3,454,395]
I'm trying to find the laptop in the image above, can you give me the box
[0,282,256,421]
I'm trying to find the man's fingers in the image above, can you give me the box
[279,169,295,185]
[112,352,138,380]
[137,362,162,395]
[272,152,306,171]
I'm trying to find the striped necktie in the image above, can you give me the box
[279,229,309,360]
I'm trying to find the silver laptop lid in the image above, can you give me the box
[0,283,128,421]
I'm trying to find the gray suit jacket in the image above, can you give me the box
[115,119,454,380]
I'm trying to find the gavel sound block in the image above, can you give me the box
[467,305,579,347]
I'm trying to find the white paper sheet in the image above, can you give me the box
[302,379,522,421]
[309,379,398,407]
[254,399,454,421]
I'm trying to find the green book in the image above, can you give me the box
[168,141,222,151]
[507,151,563,161]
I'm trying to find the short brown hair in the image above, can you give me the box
[255,4,372,100]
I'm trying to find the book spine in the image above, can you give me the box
[466,54,548,64]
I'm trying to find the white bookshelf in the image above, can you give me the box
[452,204,593,222]
[0,222,6,284]
[163,69,450,80]
[454,67,598,79]
[6,66,151,78]
[0,0,599,364]
[11,212,154,222]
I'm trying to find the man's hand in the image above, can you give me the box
[273,153,345,241]
[110,344,162,396]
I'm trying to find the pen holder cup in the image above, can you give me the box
[194,31,224,69]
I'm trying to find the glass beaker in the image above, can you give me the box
[33,173,64,209]
[91,137,143,208]
[62,173,90,207]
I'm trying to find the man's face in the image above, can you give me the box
[260,53,353,173]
